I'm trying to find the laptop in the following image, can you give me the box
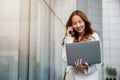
[65,41,101,66]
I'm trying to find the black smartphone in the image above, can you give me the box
[69,28,79,37]
[69,28,76,37]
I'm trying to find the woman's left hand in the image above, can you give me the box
[74,59,89,70]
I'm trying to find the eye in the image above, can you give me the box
[78,20,82,23]
[72,22,77,25]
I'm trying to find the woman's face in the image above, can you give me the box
[72,15,85,34]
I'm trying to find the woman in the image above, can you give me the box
[62,10,102,80]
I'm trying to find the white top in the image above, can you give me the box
[62,32,102,80]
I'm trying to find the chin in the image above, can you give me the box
[77,30,83,33]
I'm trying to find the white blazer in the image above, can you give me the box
[62,32,102,80]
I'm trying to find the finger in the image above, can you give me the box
[84,62,89,69]
[77,59,80,67]
[75,61,79,68]
[79,59,82,67]
[85,62,89,66]
[80,59,82,61]
[77,59,79,62]
[80,59,82,64]
[74,61,77,67]
[70,26,73,30]
[67,27,73,36]
[74,61,76,65]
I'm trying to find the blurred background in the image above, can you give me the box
[0,0,120,80]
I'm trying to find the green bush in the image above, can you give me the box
[105,66,117,77]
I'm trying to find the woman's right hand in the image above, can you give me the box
[66,26,73,37]
[74,59,89,71]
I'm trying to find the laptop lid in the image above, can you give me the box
[65,41,101,66]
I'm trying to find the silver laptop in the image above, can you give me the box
[65,41,101,66]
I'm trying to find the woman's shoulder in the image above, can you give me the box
[92,32,99,37]
[64,36,74,43]
[91,32,100,40]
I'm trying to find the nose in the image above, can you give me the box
[76,22,80,27]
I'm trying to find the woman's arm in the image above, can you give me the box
[62,36,74,63]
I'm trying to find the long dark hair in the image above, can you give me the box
[61,10,95,45]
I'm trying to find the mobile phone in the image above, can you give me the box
[69,28,75,37]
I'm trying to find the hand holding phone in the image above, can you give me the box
[67,26,75,37]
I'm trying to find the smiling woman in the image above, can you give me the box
[62,10,102,80]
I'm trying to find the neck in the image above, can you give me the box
[77,32,84,42]
[78,31,85,37]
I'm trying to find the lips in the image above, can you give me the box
[76,27,81,31]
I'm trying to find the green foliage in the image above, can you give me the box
[105,66,117,76]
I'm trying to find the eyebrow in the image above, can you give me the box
[72,20,82,23]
